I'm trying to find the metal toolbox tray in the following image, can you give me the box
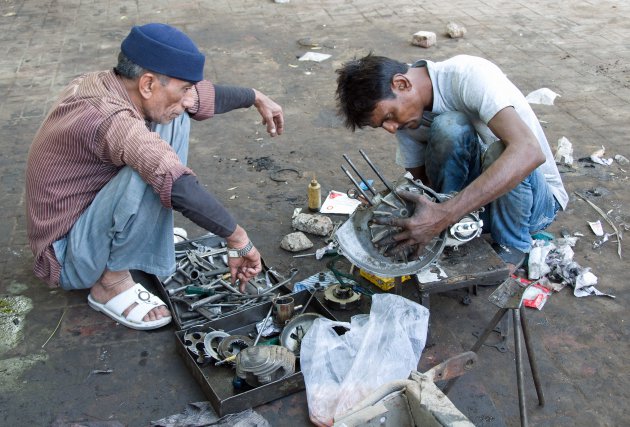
[154,233,290,329]
[175,289,336,417]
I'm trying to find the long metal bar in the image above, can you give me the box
[341,165,374,205]
[188,293,227,311]
[299,284,320,315]
[443,307,508,395]
[258,269,299,295]
[519,306,545,406]
[358,149,406,204]
[343,154,378,195]
[253,297,277,346]
[513,308,528,427]
[471,308,509,353]
[358,149,393,191]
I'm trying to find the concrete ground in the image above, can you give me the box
[1,0,629,426]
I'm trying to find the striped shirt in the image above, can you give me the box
[25,70,216,286]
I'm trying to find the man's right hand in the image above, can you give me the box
[371,189,452,256]
[253,89,284,137]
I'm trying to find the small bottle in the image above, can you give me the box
[308,176,322,212]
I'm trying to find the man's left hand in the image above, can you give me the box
[253,89,284,137]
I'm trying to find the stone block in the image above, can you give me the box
[411,31,436,48]
[280,232,313,252]
[446,22,467,38]
[292,213,334,236]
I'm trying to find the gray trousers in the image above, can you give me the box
[54,114,190,290]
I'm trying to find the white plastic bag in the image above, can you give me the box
[525,87,560,105]
[528,241,556,280]
[300,294,429,426]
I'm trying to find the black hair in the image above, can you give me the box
[335,53,409,131]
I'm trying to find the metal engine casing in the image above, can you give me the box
[334,173,483,278]
[235,345,296,387]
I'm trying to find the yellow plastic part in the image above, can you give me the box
[360,269,411,291]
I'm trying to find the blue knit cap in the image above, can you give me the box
[121,23,205,83]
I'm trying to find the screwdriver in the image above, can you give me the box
[293,247,337,258]
[184,286,216,296]
[215,354,237,366]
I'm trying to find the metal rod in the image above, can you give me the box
[341,165,374,205]
[225,293,273,301]
[202,267,230,277]
[254,296,277,346]
[519,306,545,407]
[299,284,320,315]
[167,284,189,296]
[471,308,509,353]
[443,307,508,395]
[293,252,316,258]
[359,149,393,193]
[180,318,207,329]
[188,293,226,311]
[203,303,243,307]
[343,154,377,195]
[220,280,243,295]
[513,308,528,427]
[258,269,299,295]
[358,149,406,204]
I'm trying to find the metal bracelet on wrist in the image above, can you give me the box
[227,240,254,258]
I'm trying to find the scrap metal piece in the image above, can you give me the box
[359,149,399,200]
[341,165,374,205]
[183,331,206,356]
[343,154,378,196]
[272,296,295,326]
[488,276,528,309]
[203,331,230,361]
[183,331,208,363]
[235,345,296,387]
[334,158,484,277]
[334,173,448,277]
[253,296,277,346]
[323,284,361,310]
[280,313,323,357]
[217,335,254,360]
[269,167,302,182]
[473,315,509,353]
[424,351,478,383]
[299,283,321,315]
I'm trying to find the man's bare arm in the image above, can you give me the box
[441,106,545,224]
[374,106,546,250]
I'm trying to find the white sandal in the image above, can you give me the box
[87,283,172,330]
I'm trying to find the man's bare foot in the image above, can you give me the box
[89,270,170,322]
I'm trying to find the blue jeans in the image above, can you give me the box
[53,113,191,290]
[424,112,559,253]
